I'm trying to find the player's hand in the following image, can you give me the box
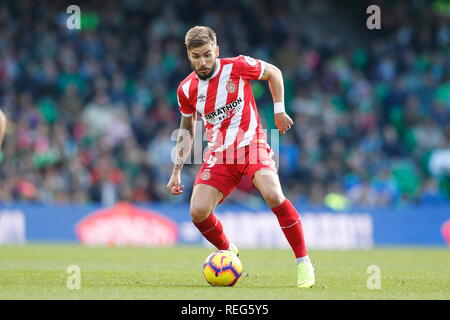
[166,172,184,195]
[275,112,293,135]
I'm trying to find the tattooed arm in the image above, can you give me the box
[167,113,196,195]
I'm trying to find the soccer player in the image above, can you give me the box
[167,26,315,288]
[0,110,6,148]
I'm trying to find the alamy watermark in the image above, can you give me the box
[66,4,381,31]
[66,5,81,30]
[170,125,281,168]
[366,5,381,30]
[66,265,81,290]
[366,265,381,290]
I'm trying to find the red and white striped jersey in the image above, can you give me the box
[177,55,267,156]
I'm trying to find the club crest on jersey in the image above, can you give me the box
[226,79,237,93]
[201,169,211,181]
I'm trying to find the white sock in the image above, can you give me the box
[296,256,311,265]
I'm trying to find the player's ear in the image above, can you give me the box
[215,45,219,57]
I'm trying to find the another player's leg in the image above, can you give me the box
[252,169,315,288]
[190,184,237,254]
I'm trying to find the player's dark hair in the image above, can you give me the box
[185,26,217,49]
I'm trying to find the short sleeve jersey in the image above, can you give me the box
[176,55,267,154]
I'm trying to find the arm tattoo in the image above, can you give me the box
[173,115,195,171]
[180,115,194,137]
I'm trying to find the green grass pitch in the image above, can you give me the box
[0,244,448,299]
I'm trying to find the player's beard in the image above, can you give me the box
[193,60,217,80]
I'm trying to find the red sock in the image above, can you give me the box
[193,212,230,250]
[271,199,308,258]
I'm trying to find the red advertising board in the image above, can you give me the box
[75,202,178,246]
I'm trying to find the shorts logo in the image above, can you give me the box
[226,79,237,93]
[201,169,211,181]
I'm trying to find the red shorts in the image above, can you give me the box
[193,142,277,203]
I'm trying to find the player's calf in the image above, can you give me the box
[192,211,230,251]
[272,199,308,258]
[190,185,230,250]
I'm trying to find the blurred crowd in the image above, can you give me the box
[0,0,449,208]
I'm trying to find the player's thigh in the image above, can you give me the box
[190,184,224,221]
[252,169,285,208]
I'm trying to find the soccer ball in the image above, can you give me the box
[202,250,243,286]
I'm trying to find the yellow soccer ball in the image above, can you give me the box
[202,250,243,286]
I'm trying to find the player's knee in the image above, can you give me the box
[190,203,212,223]
[264,192,285,208]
